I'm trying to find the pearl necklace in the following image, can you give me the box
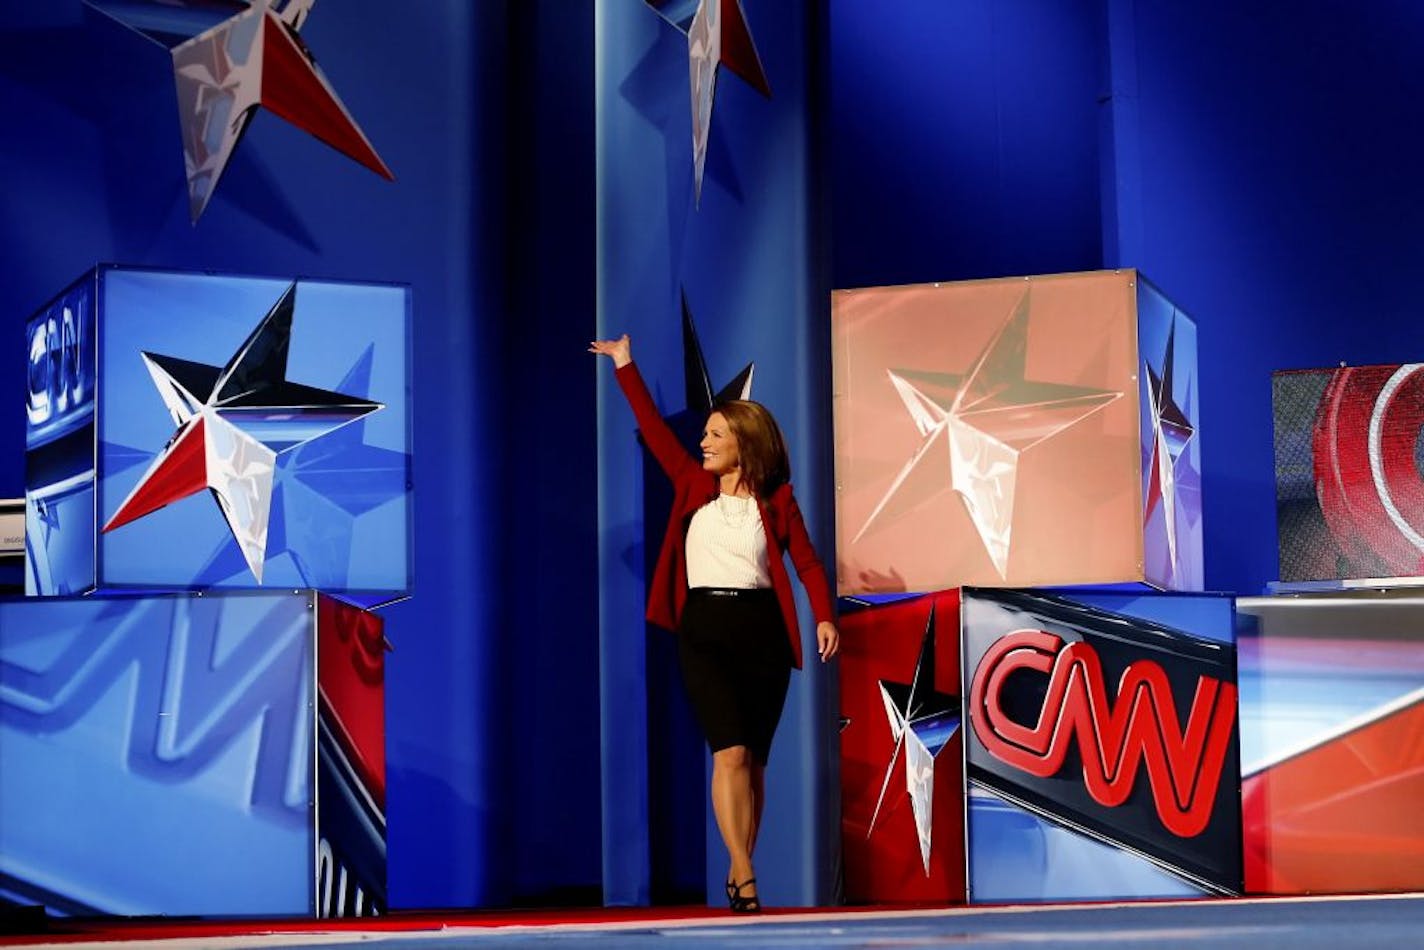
[716,493,756,529]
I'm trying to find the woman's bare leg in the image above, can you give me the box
[711,745,757,897]
[748,762,766,857]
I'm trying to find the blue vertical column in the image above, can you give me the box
[595,4,665,906]
[595,0,836,907]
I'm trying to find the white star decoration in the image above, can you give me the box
[855,289,1122,578]
[646,0,771,203]
[867,604,959,875]
[88,0,393,221]
[102,284,383,582]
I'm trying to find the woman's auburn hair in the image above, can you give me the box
[713,399,790,498]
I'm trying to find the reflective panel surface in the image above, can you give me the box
[833,271,1143,594]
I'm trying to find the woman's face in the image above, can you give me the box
[700,412,741,476]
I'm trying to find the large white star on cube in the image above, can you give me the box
[855,289,1122,577]
[102,283,383,582]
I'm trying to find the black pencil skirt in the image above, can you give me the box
[677,587,793,765]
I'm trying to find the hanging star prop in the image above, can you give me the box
[854,289,1122,577]
[102,283,383,582]
[1143,316,1195,581]
[646,0,771,203]
[85,0,394,221]
[866,604,960,875]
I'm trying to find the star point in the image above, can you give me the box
[681,290,753,414]
[646,0,771,202]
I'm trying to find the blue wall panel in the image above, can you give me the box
[1117,0,1424,594]
[830,0,1104,290]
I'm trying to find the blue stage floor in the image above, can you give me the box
[17,894,1424,949]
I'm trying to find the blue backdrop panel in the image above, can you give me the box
[1102,0,1424,594]
[829,1,1424,601]
[21,266,413,601]
[830,0,1103,291]
[0,591,315,916]
[961,588,1240,902]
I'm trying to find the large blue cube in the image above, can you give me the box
[24,266,412,606]
[0,590,387,916]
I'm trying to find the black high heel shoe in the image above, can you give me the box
[728,877,760,914]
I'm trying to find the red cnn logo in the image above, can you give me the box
[969,630,1236,838]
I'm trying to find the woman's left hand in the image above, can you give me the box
[816,621,840,663]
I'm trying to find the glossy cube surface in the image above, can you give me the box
[833,270,1200,594]
[0,591,385,916]
[961,588,1240,902]
[25,266,411,605]
[1237,592,1424,895]
[839,590,965,904]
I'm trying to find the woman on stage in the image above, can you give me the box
[591,333,839,914]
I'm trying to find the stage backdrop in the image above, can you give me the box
[9,0,1424,913]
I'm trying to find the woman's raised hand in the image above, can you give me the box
[589,334,632,368]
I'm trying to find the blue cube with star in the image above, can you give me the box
[24,266,412,605]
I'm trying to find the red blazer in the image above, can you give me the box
[616,362,835,669]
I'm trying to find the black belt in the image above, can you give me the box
[690,586,773,599]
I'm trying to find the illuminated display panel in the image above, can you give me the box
[24,266,412,603]
[832,270,1202,594]
[316,596,387,916]
[962,588,1240,902]
[0,590,384,917]
[1274,364,1424,584]
[24,273,98,596]
[1137,279,1202,591]
[1237,594,1424,895]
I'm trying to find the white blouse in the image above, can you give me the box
[685,493,772,589]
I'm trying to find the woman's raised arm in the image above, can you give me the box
[591,334,698,482]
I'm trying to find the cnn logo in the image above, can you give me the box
[969,629,1236,838]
